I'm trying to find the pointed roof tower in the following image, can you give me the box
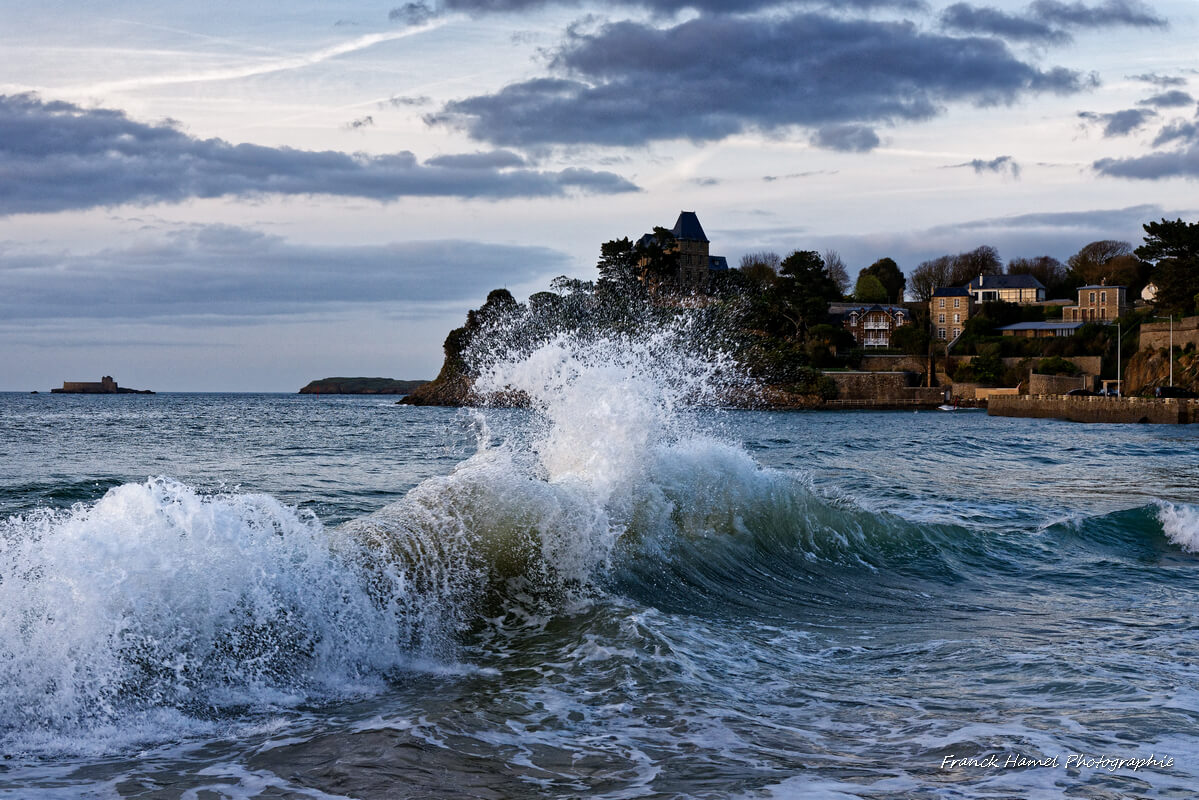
[671,211,709,243]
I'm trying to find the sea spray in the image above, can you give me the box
[1157,501,1199,552]
[0,477,431,747]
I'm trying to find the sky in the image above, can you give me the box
[2,0,1198,391]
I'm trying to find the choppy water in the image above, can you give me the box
[3,339,1199,798]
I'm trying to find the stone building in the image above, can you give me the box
[636,211,729,292]
[830,303,911,348]
[52,376,118,393]
[966,274,1046,304]
[1062,283,1132,322]
[930,287,973,341]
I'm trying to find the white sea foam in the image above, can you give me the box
[1157,501,1199,552]
[0,477,436,752]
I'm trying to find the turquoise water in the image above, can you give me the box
[2,379,1199,798]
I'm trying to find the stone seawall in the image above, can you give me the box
[1141,318,1199,353]
[988,394,1199,424]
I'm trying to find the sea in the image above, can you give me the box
[2,334,1199,799]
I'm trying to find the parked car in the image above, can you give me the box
[1154,386,1199,399]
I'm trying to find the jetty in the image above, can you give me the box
[988,394,1199,424]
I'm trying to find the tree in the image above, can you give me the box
[1067,240,1140,288]
[768,250,840,339]
[948,246,1002,286]
[635,227,681,287]
[1137,218,1199,315]
[860,257,905,302]
[596,237,638,287]
[854,273,888,302]
[739,250,781,289]
[1008,255,1067,296]
[891,323,930,356]
[909,255,954,302]
[823,249,851,296]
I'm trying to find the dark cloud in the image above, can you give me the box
[1029,0,1165,29]
[939,4,1066,42]
[389,2,438,26]
[0,94,638,216]
[1078,107,1156,136]
[0,225,571,321]
[431,13,1090,148]
[1093,143,1199,179]
[950,154,1021,177]
[1153,120,1199,148]
[939,0,1164,42]
[425,150,528,168]
[381,95,432,108]
[808,204,1172,272]
[344,115,376,130]
[810,124,881,152]
[1138,89,1194,108]
[415,0,927,16]
[1129,72,1187,87]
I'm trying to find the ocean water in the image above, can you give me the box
[3,338,1199,798]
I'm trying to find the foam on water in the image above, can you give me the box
[1157,501,1199,552]
[0,477,436,753]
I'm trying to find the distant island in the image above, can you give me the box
[299,377,429,395]
[51,376,154,394]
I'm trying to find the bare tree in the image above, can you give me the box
[909,255,954,302]
[823,249,850,297]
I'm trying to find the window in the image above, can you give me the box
[953,298,960,308]
[1100,308,1106,320]
[938,328,946,339]
[1100,291,1107,304]
[953,328,961,338]
[939,298,945,308]
[954,313,960,323]
[1089,291,1096,304]
[938,313,945,324]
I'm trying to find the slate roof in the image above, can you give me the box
[708,255,729,271]
[932,287,970,297]
[997,321,1087,332]
[671,211,709,242]
[966,274,1045,291]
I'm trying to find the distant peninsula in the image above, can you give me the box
[51,376,154,394]
[299,377,429,395]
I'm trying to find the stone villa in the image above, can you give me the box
[636,211,729,291]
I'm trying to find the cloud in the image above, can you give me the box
[1078,107,1156,136]
[0,225,572,322]
[0,94,638,216]
[424,150,528,168]
[810,124,881,152]
[939,0,1165,42]
[430,13,1091,148]
[344,115,376,130]
[1029,0,1165,29]
[381,95,433,108]
[1093,144,1199,179]
[1153,120,1199,148]
[389,2,439,26]
[949,154,1021,177]
[1138,90,1194,108]
[410,0,927,16]
[939,4,1067,42]
[1129,72,1187,87]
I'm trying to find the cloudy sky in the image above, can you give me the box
[2,0,1197,390]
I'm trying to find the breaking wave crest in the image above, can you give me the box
[4,328,1192,755]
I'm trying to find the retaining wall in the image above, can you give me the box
[988,394,1199,424]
